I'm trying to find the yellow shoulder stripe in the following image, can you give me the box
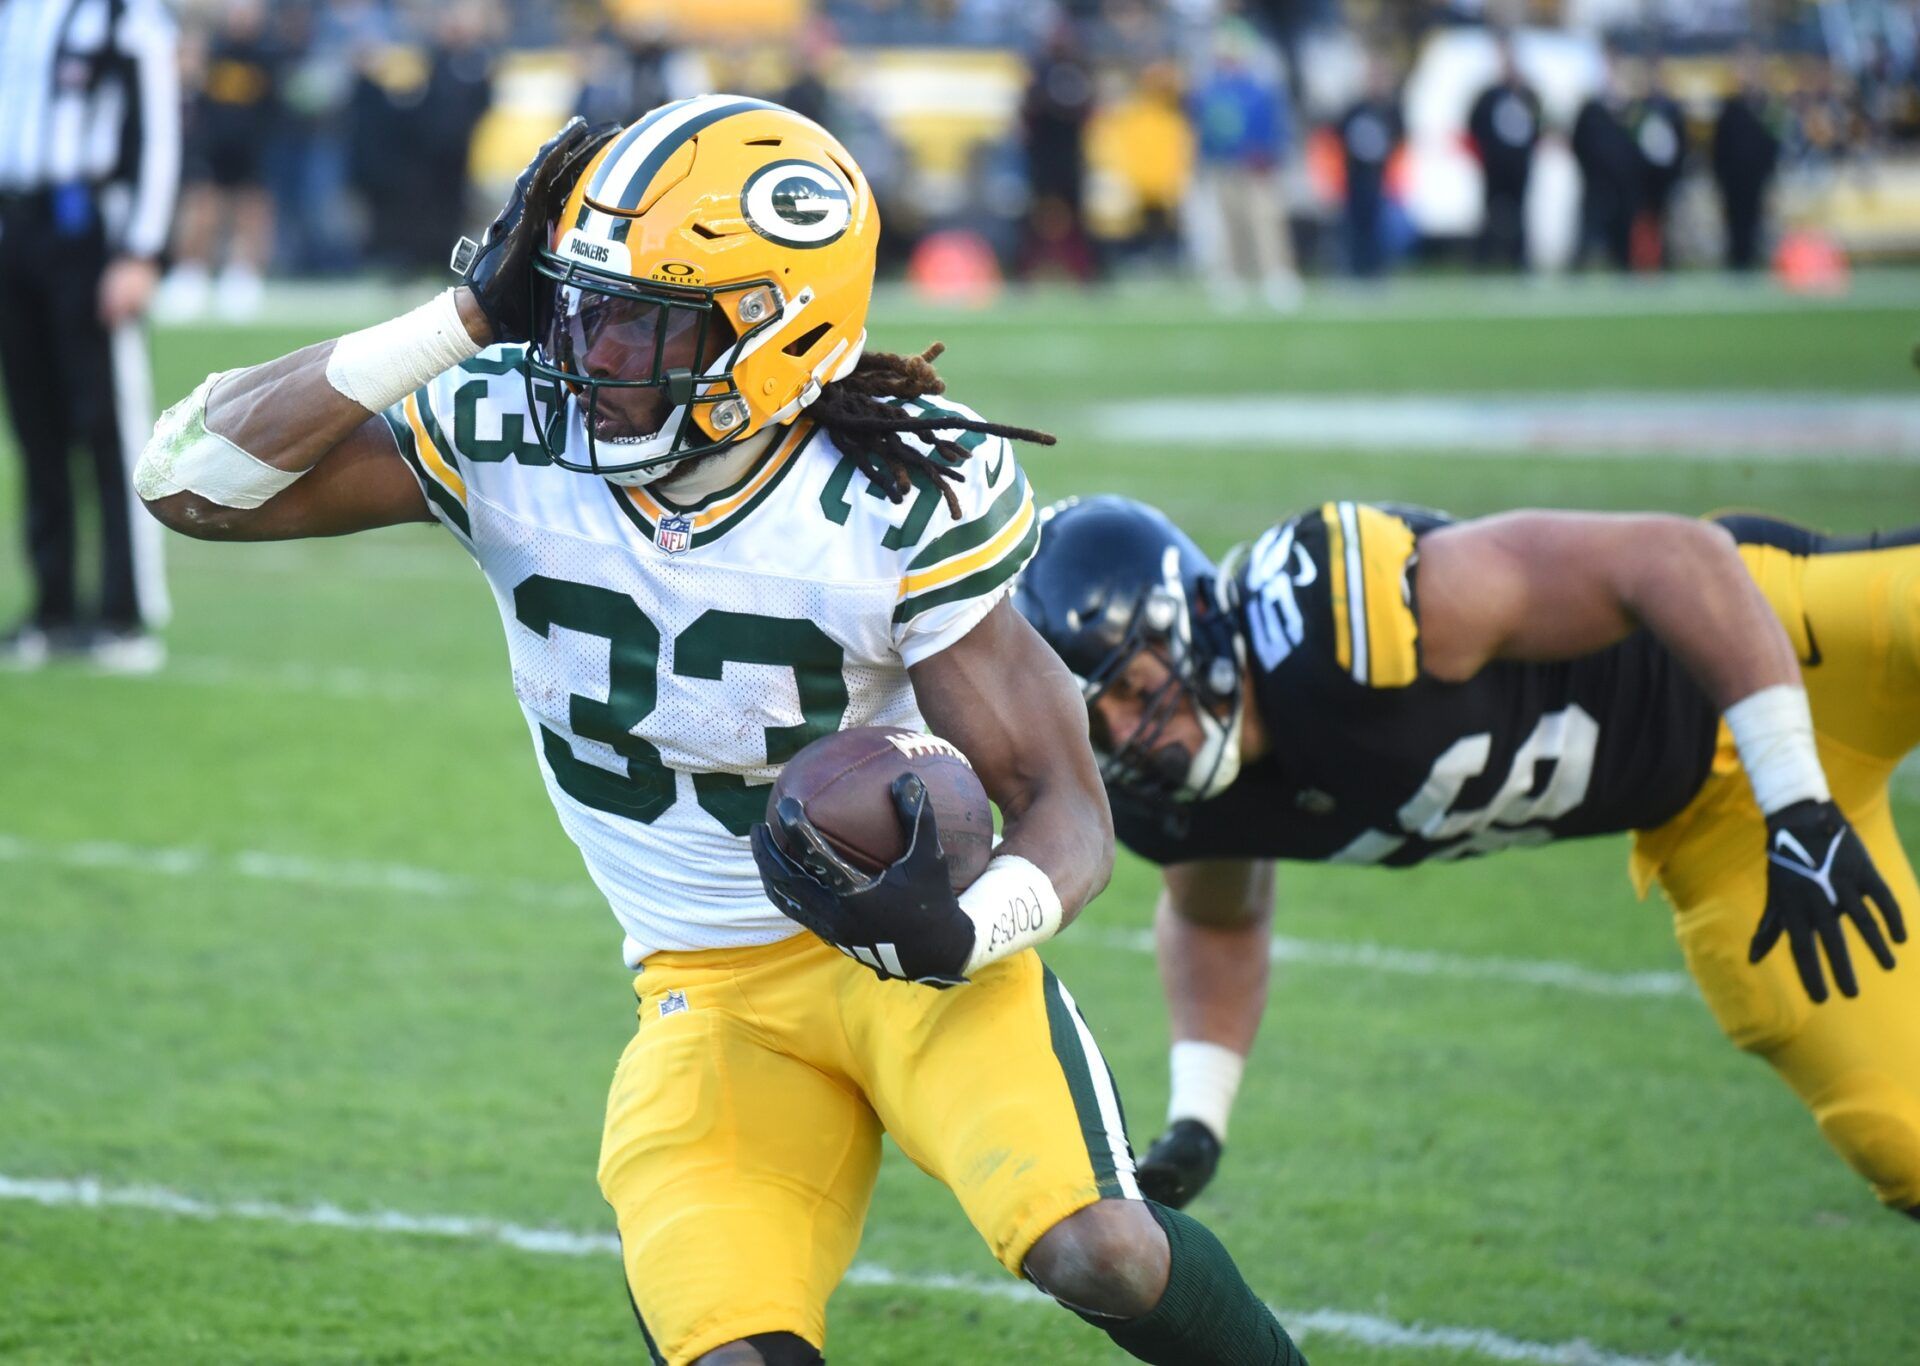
[1322,500,1352,674]
[1322,501,1420,688]
[898,488,1037,599]
[403,393,467,505]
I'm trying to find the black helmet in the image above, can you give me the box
[1014,496,1245,803]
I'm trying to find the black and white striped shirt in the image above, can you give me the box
[0,0,181,258]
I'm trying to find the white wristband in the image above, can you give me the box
[1725,684,1831,815]
[959,854,1065,975]
[136,372,306,509]
[325,288,482,413]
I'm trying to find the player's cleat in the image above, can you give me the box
[0,623,52,671]
[83,626,166,676]
[1136,1118,1224,1209]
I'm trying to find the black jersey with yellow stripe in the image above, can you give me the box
[1112,501,1722,867]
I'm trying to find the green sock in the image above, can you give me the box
[1097,1201,1306,1365]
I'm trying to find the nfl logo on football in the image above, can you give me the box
[655,514,694,555]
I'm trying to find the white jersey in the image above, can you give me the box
[382,345,1038,964]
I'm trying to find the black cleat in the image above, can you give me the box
[1135,1119,1223,1209]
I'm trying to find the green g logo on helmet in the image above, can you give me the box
[742,160,853,248]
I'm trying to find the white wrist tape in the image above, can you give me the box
[1167,1040,1247,1141]
[136,372,306,509]
[959,854,1064,975]
[324,289,481,413]
[1726,684,1830,815]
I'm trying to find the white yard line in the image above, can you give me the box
[0,834,1690,1001]
[869,270,1920,326]
[0,833,598,910]
[156,655,460,703]
[0,1173,1707,1366]
[1089,393,1920,460]
[0,653,484,704]
[1085,929,1692,999]
[179,270,1920,333]
[168,536,474,584]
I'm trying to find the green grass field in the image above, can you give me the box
[4,277,1920,1365]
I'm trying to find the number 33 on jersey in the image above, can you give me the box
[381,347,1037,965]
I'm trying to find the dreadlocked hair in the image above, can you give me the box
[806,343,1055,518]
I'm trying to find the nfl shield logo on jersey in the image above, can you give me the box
[655,515,694,555]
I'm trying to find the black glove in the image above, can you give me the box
[1751,799,1906,1003]
[451,117,618,344]
[749,774,976,987]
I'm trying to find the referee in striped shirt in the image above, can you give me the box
[0,0,180,671]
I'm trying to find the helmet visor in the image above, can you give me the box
[536,276,732,443]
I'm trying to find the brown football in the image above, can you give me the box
[767,726,994,892]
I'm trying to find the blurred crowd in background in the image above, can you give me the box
[154,0,1920,318]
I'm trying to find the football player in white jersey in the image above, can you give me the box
[137,102,1306,1366]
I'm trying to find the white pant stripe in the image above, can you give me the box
[1053,978,1141,1200]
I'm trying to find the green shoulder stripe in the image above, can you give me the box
[904,464,1029,572]
[892,513,1038,625]
[382,408,472,540]
[412,385,464,473]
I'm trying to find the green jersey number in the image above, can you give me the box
[816,397,987,547]
[511,577,848,835]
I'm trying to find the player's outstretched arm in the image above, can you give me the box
[1134,858,1274,1208]
[1418,511,1904,1002]
[1415,510,1793,696]
[1156,860,1275,1057]
[138,117,611,543]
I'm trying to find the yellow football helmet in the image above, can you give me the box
[529,95,879,484]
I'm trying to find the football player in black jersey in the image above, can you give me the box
[1016,496,1918,1219]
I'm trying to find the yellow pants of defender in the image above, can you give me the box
[1633,534,1920,1209]
[596,931,1135,1365]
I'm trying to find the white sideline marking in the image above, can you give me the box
[170,536,473,584]
[1093,394,1920,461]
[160,656,453,703]
[0,1174,1706,1366]
[179,269,1920,331]
[0,834,1691,1001]
[0,653,466,704]
[1087,929,1693,999]
[0,833,599,910]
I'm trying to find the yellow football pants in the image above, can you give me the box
[1633,530,1920,1210]
[596,931,1136,1365]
